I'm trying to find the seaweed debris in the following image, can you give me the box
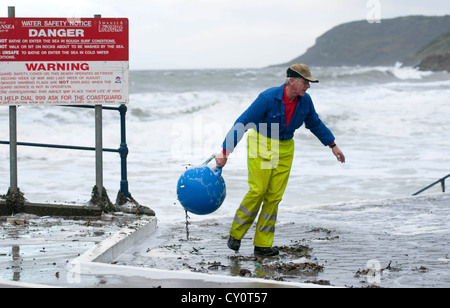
[260,257,324,275]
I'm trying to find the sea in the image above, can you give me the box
[1,63,449,287]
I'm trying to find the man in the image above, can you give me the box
[215,63,345,257]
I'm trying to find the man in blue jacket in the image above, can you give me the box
[216,63,345,257]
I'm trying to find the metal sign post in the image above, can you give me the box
[94,14,103,199]
[8,6,17,194]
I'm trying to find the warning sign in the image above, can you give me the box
[0,18,129,105]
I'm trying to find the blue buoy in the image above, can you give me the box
[177,166,226,215]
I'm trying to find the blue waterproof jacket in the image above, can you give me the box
[222,84,335,153]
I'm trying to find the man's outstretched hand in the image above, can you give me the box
[332,146,345,163]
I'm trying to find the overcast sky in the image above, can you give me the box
[4,0,450,70]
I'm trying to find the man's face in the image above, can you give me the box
[292,78,310,97]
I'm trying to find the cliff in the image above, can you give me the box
[416,53,450,72]
[415,30,450,71]
[277,15,450,70]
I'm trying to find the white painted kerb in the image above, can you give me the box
[76,216,157,264]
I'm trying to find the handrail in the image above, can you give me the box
[413,174,450,196]
[0,140,119,153]
[1,104,130,198]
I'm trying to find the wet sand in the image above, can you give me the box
[114,194,450,288]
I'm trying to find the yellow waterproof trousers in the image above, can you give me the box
[230,129,294,247]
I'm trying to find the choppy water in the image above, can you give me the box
[4,64,449,215]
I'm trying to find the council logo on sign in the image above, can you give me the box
[98,20,124,33]
[0,20,14,33]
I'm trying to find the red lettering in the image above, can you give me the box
[25,62,90,71]
[25,63,38,70]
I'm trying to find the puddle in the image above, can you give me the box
[0,212,139,286]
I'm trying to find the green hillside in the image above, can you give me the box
[416,30,450,57]
[415,30,450,71]
[277,15,450,70]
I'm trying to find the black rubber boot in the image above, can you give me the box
[254,246,279,257]
[227,236,241,251]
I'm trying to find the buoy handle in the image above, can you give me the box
[202,153,216,166]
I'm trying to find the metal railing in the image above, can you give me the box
[413,174,450,196]
[1,104,130,198]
